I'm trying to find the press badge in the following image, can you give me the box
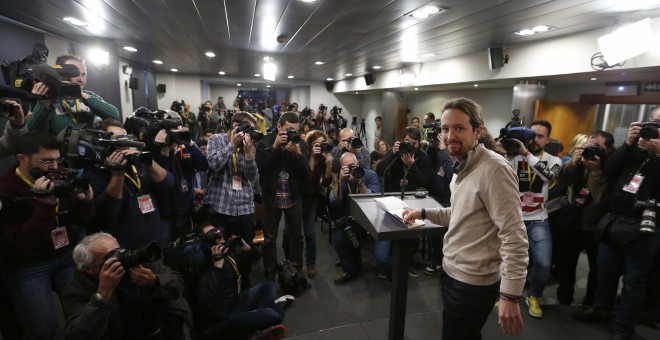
[575,187,590,205]
[51,227,69,249]
[522,192,535,206]
[279,170,289,179]
[180,179,189,192]
[623,174,644,194]
[137,194,156,214]
[232,176,242,190]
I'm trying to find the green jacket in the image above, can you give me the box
[559,160,610,230]
[0,121,27,158]
[26,90,120,136]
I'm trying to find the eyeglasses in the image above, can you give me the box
[36,158,64,165]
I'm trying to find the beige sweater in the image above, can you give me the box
[427,144,529,296]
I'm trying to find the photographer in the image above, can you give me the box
[327,106,347,131]
[188,224,291,340]
[204,112,259,286]
[198,100,214,134]
[329,152,383,284]
[256,112,311,280]
[555,131,614,307]
[83,120,174,250]
[27,55,120,136]
[420,112,435,150]
[152,113,208,245]
[331,128,370,172]
[63,232,192,340]
[0,99,27,158]
[574,110,660,340]
[0,132,95,339]
[177,101,198,141]
[505,119,561,319]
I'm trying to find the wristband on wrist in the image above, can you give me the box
[421,208,426,220]
[499,292,520,302]
[94,292,110,303]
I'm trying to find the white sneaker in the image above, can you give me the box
[274,295,295,309]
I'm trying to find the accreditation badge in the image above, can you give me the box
[575,187,590,205]
[51,227,69,249]
[522,192,535,206]
[180,178,189,192]
[137,194,156,214]
[622,174,644,194]
[232,176,242,190]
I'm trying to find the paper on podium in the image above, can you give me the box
[373,196,425,229]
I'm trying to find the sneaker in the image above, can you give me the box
[526,296,543,318]
[274,295,295,309]
[408,268,421,278]
[377,270,387,279]
[258,324,287,340]
[424,264,441,275]
[307,265,317,278]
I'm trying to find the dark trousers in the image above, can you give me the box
[440,271,500,340]
[226,281,284,335]
[332,227,366,274]
[592,232,660,336]
[208,212,256,287]
[262,202,303,278]
[555,229,599,305]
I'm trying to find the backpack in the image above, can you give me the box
[277,259,308,296]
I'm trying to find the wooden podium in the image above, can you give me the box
[349,192,445,340]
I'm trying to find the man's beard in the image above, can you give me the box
[28,166,49,179]
[528,143,543,155]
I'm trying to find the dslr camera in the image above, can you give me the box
[635,199,660,234]
[335,216,360,248]
[124,107,186,149]
[300,107,312,117]
[346,136,363,149]
[639,120,660,140]
[347,164,365,179]
[499,126,537,156]
[103,241,161,270]
[317,141,333,153]
[237,120,264,142]
[398,140,415,155]
[29,168,89,198]
[286,128,301,143]
[581,144,604,161]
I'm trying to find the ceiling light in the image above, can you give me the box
[515,29,535,36]
[300,0,317,2]
[598,18,652,65]
[412,11,429,19]
[263,56,273,61]
[410,6,444,19]
[266,85,271,88]
[414,87,419,91]
[152,60,163,65]
[420,53,436,58]
[591,77,597,80]
[533,25,550,32]
[373,65,382,69]
[326,78,334,81]
[474,84,479,87]
[288,75,294,79]
[171,68,178,72]
[218,71,226,75]
[255,73,261,77]
[315,61,325,65]
[63,17,88,26]
[205,51,216,57]
[345,73,353,76]
[123,46,137,52]
[237,83,242,86]
[88,48,109,65]
[355,92,359,94]
[263,62,276,81]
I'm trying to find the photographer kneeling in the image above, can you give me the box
[329,152,382,284]
[188,223,291,340]
[63,232,191,340]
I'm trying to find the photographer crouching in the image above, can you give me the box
[188,223,291,340]
[63,232,192,339]
[574,109,660,340]
[329,152,382,284]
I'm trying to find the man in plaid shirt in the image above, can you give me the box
[204,111,258,287]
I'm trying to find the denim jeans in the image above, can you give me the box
[262,201,303,278]
[332,227,364,274]
[226,281,284,333]
[440,270,500,340]
[524,219,552,297]
[1,251,76,340]
[282,196,318,267]
[592,232,660,337]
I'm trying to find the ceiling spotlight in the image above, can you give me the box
[288,75,294,79]
[63,17,88,26]
[410,6,444,19]
[237,83,242,86]
[515,29,535,36]
[267,85,271,88]
[414,87,419,91]
[473,84,479,87]
[123,46,137,52]
[423,6,440,14]
[591,77,597,80]
[88,48,109,65]
[300,0,317,2]
[218,71,226,75]
[345,73,353,76]
[373,65,382,69]
[420,53,436,58]
[171,68,178,72]
[205,51,216,57]
[533,25,550,32]
[355,92,359,94]
[326,78,334,81]
[152,60,163,65]
[315,61,325,65]
[263,56,273,61]
[255,73,261,77]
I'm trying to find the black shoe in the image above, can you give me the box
[573,309,609,323]
[334,272,355,285]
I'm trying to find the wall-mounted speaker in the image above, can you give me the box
[128,77,139,90]
[488,47,505,70]
[364,73,376,86]
[157,83,167,93]
[325,80,335,92]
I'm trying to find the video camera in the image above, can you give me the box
[238,120,264,142]
[104,241,161,270]
[318,104,327,112]
[57,126,149,170]
[171,100,184,114]
[28,168,89,198]
[639,120,660,140]
[581,144,604,161]
[1,42,82,100]
[300,107,312,117]
[124,107,189,149]
[422,121,441,141]
[499,126,537,156]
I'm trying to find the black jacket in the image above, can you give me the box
[256,129,311,204]
[376,148,433,193]
[62,261,192,340]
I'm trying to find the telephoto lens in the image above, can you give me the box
[318,141,333,153]
[286,128,301,143]
[398,140,414,155]
[347,137,363,149]
[348,164,364,179]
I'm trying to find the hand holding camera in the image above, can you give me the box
[129,265,158,287]
[230,127,246,148]
[32,176,57,205]
[0,99,25,127]
[626,122,641,146]
[401,152,416,168]
[637,138,660,155]
[97,257,126,301]
[273,130,289,149]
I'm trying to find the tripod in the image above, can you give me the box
[358,118,367,147]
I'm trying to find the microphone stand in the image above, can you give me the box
[381,155,396,197]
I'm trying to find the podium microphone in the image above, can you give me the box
[381,157,396,197]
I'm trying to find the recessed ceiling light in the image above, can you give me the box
[288,75,294,79]
[414,87,419,91]
[123,46,137,52]
[590,77,597,80]
[355,92,359,94]
[263,56,273,61]
[266,85,271,88]
[515,29,535,36]
[345,73,353,76]
[237,83,242,86]
[315,61,325,65]
[255,73,261,77]
[410,6,444,19]
[373,65,382,69]
[152,60,163,64]
[171,68,178,72]
[420,53,436,58]
[205,52,216,57]
[300,0,317,3]
[218,71,226,75]
[533,25,550,32]
[474,84,479,87]
[326,78,334,81]
[423,6,440,14]
[63,17,88,26]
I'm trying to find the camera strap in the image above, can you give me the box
[225,255,241,293]
[525,153,544,191]
[623,156,652,194]
[61,99,80,124]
